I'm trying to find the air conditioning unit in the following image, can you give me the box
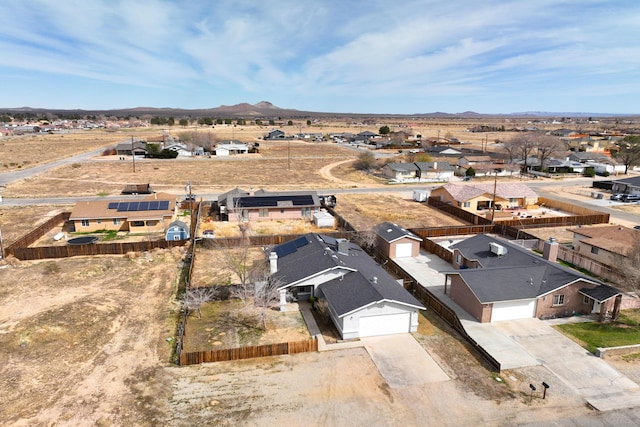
[489,242,508,256]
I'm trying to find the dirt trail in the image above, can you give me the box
[317,159,359,184]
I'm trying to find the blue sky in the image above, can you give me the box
[1,0,639,114]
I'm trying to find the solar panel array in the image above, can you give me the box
[107,200,170,212]
[236,195,315,208]
[274,236,310,258]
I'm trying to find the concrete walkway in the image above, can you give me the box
[394,250,640,411]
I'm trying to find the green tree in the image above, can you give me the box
[306,120,311,126]
[269,119,275,126]
[612,135,640,174]
[167,117,175,126]
[287,120,293,126]
[379,125,391,135]
[466,166,476,177]
[255,119,263,125]
[179,118,189,127]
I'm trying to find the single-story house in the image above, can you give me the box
[121,183,154,195]
[457,163,522,178]
[115,140,147,156]
[414,162,455,181]
[545,158,586,174]
[217,188,321,221]
[376,222,422,258]
[165,220,190,241]
[430,183,539,213]
[163,143,194,157]
[269,234,425,339]
[446,234,621,322]
[607,176,640,194]
[568,225,639,266]
[457,155,493,167]
[215,143,248,156]
[69,193,176,234]
[382,163,419,181]
[265,129,285,139]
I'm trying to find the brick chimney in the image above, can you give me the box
[542,237,558,262]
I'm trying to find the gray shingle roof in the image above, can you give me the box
[376,222,422,243]
[271,234,424,314]
[450,234,608,302]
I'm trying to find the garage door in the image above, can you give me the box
[359,312,410,337]
[395,243,413,258]
[491,300,536,322]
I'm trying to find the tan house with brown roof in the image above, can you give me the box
[69,193,177,234]
[569,225,639,265]
[430,183,538,213]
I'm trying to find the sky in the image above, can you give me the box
[0,0,639,115]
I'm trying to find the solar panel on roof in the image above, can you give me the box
[149,201,159,210]
[108,202,118,209]
[129,202,140,211]
[274,236,310,258]
[138,201,150,210]
[159,200,169,210]
[237,195,315,208]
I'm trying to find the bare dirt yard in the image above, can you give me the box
[333,192,468,230]
[2,140,375,198]
[0,249,185,426]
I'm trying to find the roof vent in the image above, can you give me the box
[372,276,378,284]
[489,242,508,256]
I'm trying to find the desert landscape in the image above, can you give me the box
[1,119,640,426]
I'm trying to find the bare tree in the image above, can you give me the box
[614,234,640,293]
[536,135,565,170]
[505,133,538,172]
[253,272,283,330]
[356,227,379,250]
[184,287,218,318]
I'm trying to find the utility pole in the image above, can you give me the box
[491,170,498,224]
[0,225,4,259]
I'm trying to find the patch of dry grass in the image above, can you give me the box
[334,193,467,230]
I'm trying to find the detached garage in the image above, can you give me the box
[376,222,422,259]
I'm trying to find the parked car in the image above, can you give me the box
[634,225,640,230]
[610,193,625,201]
[622,194,640,203]
[202,230,215,238]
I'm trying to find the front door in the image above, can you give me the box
[592,301,601,314]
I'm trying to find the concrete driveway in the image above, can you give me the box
[362,334,449,388]
[395,251,640,411]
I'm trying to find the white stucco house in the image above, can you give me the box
[269,234,425,339]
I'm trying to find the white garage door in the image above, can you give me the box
[491,300,536,322]
[359,312,411,337]
[395,243,413,258]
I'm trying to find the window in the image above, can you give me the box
[130,221,144,227]
[463,202,470,208]
[553,294,565,306]
[456,253,462,264]
[259,208,269,218]
[590,246,599,255]
[112,218,121,225]
[96,219,102,225]
[457,202,462,207]
[146,220,157,226]
[583,296,590,304]
[81,219,89,227]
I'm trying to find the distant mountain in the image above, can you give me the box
[0,103,635,119]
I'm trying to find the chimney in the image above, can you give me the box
[542,237,558,262]
[337,239,349,255]
[269,251,278,274]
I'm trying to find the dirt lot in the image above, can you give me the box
[0,250,185,426]
[333,192,468,230]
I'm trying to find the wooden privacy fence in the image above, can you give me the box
[179,337,318,365]
[4,212,70,254]
[204,231,356,248]
[9,239,187,260]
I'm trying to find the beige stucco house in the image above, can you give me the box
[430,183,538,213]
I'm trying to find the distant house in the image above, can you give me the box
[414,162,455,181]
[121,183,154,195]
[163,143,194,157]
[269,234,425,339]
[568,225,639,266]
[215,142,248,156]
[447,234,621,322]
[545,158,586,174]
[165,220,190,241]
[217,188,321,221]
[457,155,493,168]
[382,163,419,181]
[115,139,147,156]
[265,129,285,139]
[610,176,640,194]
[426,145,463,156]
[430,183,538,212]
[69,193,176,233]
[375,222,422,259]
